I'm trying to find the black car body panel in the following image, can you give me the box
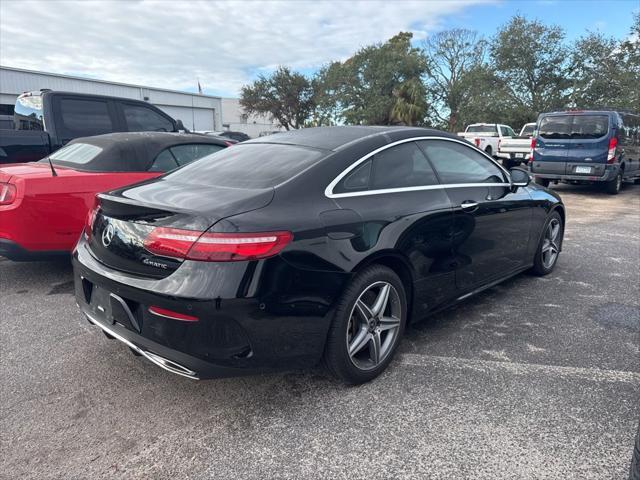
[73,126,564,379]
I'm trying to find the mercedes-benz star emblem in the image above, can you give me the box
[101,224,115,247]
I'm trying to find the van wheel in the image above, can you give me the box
[323,265,407,385]
[535,178,550,187]
[605,172,622,194]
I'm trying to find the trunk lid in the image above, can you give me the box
[89,178,274,277]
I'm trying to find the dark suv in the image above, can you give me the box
[530,110,640,194]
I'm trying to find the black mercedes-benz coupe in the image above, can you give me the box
[73,126,565,384]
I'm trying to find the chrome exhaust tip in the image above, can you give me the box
[83,312,199,380]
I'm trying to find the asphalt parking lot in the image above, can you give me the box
[1,182,639,480]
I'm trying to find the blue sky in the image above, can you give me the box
[448,0,638,40]
[1,0,637,98]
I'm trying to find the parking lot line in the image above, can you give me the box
[398,353,640,384]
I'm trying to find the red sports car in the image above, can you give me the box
[0,132,232,260]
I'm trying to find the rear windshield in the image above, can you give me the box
[539,115,609,139]
[47,143,103,165]
[164,143,324,189]
[521,124,535,136]
[466,125,497,134]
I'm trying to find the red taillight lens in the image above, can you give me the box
[143,228,293,262]
[148,306,198,322]
[607,137,618,163]
[529,137,537,163]
[0,182,17,205]
[474,138,481,147]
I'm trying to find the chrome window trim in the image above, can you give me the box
[324,136,511,199]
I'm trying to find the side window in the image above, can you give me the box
[371,142,438,189]
[418,140,506,184]
[169,144,225,166]
[334,160,372,193]
[149,149,179,172]
[122,103,174,132]
[59,98,114,138]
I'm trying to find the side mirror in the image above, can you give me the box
[175,119,188,132]
[510,167,531,188]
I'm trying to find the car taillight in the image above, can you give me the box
[474,138,481,147]
[0,182,17,205]
[143,227,293,262]
[529,137,537,163]
[607,137,618,163]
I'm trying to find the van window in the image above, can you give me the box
[539,115,609,140]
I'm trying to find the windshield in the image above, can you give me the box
[466,125,497,134]
[539,115,609,139]
[521,124,535,136]
[45,143,103,165]
[164,143,324,189]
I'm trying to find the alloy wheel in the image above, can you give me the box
[541,218,561,269]
[346,281,402,371]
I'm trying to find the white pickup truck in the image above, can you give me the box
[498,123,536,168]
[458,123,517,160]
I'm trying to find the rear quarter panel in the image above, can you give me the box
[2,172,159,252]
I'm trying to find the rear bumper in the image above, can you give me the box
[72,237,342,380]
[0,238,67,261]
[532,164,619,183]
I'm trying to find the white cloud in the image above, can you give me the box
[0,0,492,96]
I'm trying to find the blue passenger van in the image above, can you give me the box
[530,110,640,194]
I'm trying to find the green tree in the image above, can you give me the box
[421,29,488,131]
[569,32,625,109]
[569,13,639,111]
[317,32,428,125]
[240,66,315,130]
[490,16,571,126]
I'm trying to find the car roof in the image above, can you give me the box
[243,126,459,152]
[58,132,228,172]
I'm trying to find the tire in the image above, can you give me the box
[323,264,407,385]
[502,158,515,169]
[535,178,550,187]
[485,146,493,157]
[631,423,640,480]
[605,171,622,194]
[529,211,563,276]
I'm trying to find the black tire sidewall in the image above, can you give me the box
[531,211,563,276]
[323,264,407,385]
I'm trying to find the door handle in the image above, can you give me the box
[460,201,479,211]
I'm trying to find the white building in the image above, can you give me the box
[0,66,222,131]
[220,97,283,138]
